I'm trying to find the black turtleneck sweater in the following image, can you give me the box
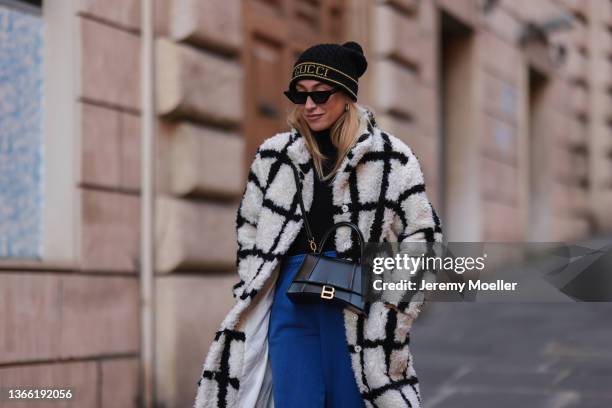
[287,127,338,256]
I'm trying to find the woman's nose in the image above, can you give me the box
[305,96,317,108]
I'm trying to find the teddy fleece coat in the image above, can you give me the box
[193,106,443,408]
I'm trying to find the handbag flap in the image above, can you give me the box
[293,254,363,295]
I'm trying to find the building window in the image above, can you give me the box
[0,0,43,258]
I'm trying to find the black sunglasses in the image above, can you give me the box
[284,88,340,104]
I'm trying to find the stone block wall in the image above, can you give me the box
[1,2,142,407]
[153,1,244,406]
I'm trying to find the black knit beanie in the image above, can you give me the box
[288,41,368,102]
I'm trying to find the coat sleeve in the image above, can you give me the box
[354,145,443,389]
[385,146,443,316]
[231,148,266,300]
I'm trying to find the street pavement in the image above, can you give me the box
[411,302,612,407]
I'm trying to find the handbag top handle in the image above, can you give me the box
[290,164,365,261]
[317,221,365,263]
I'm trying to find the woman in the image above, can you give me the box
[194,41,443,408]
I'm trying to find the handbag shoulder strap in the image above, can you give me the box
[290,164,318,252]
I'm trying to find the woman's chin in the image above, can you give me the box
[308,121,329,131]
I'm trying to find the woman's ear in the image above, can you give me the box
[341,93,351,105]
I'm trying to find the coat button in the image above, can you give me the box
[355,345,362,352]
[341,204,349,213]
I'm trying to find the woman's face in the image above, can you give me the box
[296,79,348,131]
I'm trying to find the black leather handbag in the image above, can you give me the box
[286,164,368,316]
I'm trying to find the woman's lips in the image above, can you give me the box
[306,114,323,120]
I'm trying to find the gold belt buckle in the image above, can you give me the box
[321,285,335,299]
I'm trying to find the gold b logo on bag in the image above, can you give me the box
[321,285,335,299]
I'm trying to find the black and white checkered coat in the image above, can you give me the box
[194,106,443,408]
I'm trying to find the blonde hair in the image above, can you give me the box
[287,101,374,182]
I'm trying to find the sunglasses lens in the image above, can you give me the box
[295,93,309,104]
[284,90,307,104]
[284,88,337,104]
[311,92,330,104]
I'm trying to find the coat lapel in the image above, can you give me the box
[285,106,378,207]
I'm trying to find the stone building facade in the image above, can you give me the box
[0,0,610,407]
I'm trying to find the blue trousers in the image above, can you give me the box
[268,250,365,408]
